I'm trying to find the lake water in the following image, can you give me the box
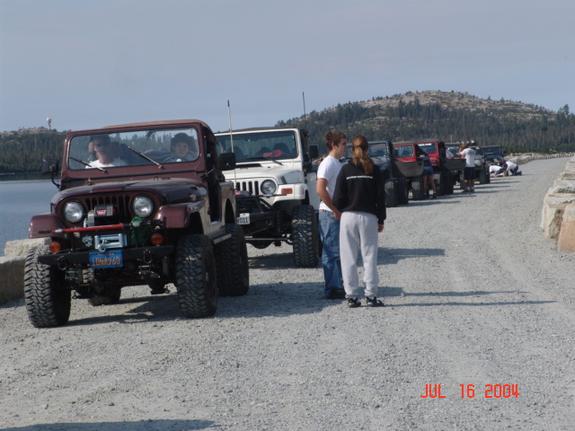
[0,180,56,253]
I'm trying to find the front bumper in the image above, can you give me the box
[38,245,174,267]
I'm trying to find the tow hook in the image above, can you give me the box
[143,249,152,264]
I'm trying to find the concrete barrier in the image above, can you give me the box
[0,238,48,305]
[541,156,575,252]
[558,203,575,252]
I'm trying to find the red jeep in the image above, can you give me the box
[415,140,465,195]
[391,141,425,200]
[25,120,248,327]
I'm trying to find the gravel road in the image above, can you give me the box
[1,157,574,431]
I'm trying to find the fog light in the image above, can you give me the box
[150,233,165,246]
[50,241,62,254]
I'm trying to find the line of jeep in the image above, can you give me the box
[24,121,499,327]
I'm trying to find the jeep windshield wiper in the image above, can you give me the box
[69,156,106,172]
[243,157,284,166]
[126,146,163,168]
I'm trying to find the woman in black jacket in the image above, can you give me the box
[333,135,386,308]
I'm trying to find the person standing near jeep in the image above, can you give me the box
[316,130,347,299]
[459,143,476,193]
[333,135,386,308]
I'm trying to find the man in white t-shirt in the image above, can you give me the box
[316,131,347,299]
[87,135,127,168]
[459,144,476,192]
[504,160,521,176]
[489,163,505,176]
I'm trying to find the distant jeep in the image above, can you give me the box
[415,140,465,195]
[214,128,320,267]
[390,141,426,200]
[345,140,410,206]
[25,120,248,327]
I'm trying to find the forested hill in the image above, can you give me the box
[276,91,575,153]
[0,128,65,175]
[1,91,575,174]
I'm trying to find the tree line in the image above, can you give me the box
[277,99,575,154]
[1,96,574,174]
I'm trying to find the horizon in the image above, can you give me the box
[1,0,574,132]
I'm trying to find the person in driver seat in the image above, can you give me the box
[88,135,127,168]
[171,133,199,161]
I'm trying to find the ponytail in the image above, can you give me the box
[351,135,374,175]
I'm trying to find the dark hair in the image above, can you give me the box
[325,130,346,151]
[89,135,111,145]
[351,135,374,175]
[171,132,194,144]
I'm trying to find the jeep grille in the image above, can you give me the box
[235,180,261,196]
[81,194,133,222]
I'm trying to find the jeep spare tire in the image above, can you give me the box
[175,234,217,318]
[24,244,71,328]
[215,224,250,296]
[292,204,319,268]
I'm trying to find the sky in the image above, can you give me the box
[0,0,574,132]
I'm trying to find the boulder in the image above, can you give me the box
[0,256,25,304]
[541,193,575,239]
[4,238,48,257]
[558,203,575,252]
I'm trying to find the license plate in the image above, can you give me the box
[237,213,251,225]
[89,250,123,269]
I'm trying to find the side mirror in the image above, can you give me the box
[217,152,236,171]
[309,144,319,160]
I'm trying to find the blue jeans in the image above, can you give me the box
[319,210,343,295]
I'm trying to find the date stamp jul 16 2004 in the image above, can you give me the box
[420,383,520,399]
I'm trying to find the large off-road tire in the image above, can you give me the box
[292,204,319,268]
[23,245,71,328]
[175,234,217,318]
[439,171,452,195]
[215,224,249,297]
[88,285,121,306]
[384,179,399,207]
[397,176,409,205]
[479,167,489,184]
[411,176,426,200]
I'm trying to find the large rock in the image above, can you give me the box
[0,256,25,304]
[558,203,575,252]
[1,239,48,304]
[541,193,575,239]
[4,238,48,257]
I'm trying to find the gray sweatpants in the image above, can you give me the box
[339,211,379,298]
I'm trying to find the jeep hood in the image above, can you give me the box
[51,178,205,206]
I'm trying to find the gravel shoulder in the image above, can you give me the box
[1,158,574,431]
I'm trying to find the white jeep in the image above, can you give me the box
[215,127,320,267]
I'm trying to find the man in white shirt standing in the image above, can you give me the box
[316,130,347,299]
[459,143,476,193]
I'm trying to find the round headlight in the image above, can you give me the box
[64,202,84,223]
[133,196,154,217]
[261,180,277,196]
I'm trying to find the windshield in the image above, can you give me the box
[482,147,503,157]
[418,143,436,154]
[217,130,298,163]
[68,128,200,170]
[393,145,414,158]
[345,142,390,159]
